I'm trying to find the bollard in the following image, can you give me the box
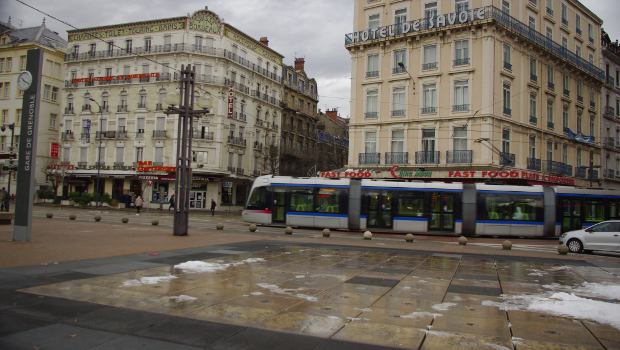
[322,228,330,237]
[69,215,76,220]
[458,236,468,245]
[94,215,102,222]
[46,213,53,219]
[151,219,159,226]
[121,218,129,224]
[249,224,257,232]
[405,233,414,243]
[558,245,569,255]
[285,226,293,235]
[502,240,512,250]
[363,231,372,240]
[216,223,224,230]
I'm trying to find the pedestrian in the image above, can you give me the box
[135,195,143,215]
[210,199,216,216]
[169,193,175,211]
[0,187,6,211]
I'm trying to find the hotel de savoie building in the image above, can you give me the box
[346,0,606,187]
[60,8,286,209]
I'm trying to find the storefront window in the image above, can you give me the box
[479,193,543,221]
[221,181,233,205]
[151,182,169,203]
[289,189,314,212]
[397,193,424,217]
[316,188,346,213]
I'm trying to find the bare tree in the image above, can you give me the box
[268,145,280,175]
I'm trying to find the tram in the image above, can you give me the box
[242,175,620,237]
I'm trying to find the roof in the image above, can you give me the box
[0,21,67,50]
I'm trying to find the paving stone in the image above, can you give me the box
[345,276,400,288]
[90,334,202,350]
[73,261,165,275]
[0,311,52,336]
[66,305,169,333]
[7,296,103,321]
[135,316,244,347]
[446,284,502,296]
[209,326,323,350]
[0,291,47,310]
[0,323,119,350]
[453,273,498,281]
[313,338,403,350]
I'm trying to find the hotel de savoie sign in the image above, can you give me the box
[347,8,486,44]
[319,166,576,186]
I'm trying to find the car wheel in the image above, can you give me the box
[567,239,583,254]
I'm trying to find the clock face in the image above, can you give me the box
[17,71,33,91]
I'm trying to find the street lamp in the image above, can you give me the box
[88,97,103,207]
[1,123,15,211]
[397,62,416,94]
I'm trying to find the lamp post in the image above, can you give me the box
[397,62,416,94]
[88,97,103,207]
[1,123,15,211]
[164,64,210,236]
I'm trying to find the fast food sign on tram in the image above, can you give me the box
[319,165,576,186]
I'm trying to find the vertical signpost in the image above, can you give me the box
[13,49,43,241]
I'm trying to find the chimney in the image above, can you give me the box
[325,108,338,119]
[259,37,269,46]
[294,57,305,71]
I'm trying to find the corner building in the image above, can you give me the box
[346,0,604,187]
[61,8,283,209]
[601,35,620,189]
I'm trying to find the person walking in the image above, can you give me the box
[0,187,7,211]
[210,199,216,216]
[168,193,175,211]
[135,195,143,215]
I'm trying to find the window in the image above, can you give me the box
[107,41,114,56]
[454,80,469,111]
[19,55,26,70]
[116,147,124,163]
[588,23,593,42]
[0,58,4,72]
[528,16,536,30]
[289,188,314,212]
[560,105,567,130]
[368,14,380,30]
[529,57,537,81]
[455,0,469,13]
[154,147,164,163]
[577,148,582,168]
[365,131,377,153]
[89,43,96,56]
[393,49,406,74]
[502,128,510,153]
[547,100,554,128]
[561,3,567,24]
[97,145,106,165]
[454,40,469,65]
[422,128,436,152]
[62,147,71,163]
[80,147,88,163]
[479,193,543,221]
[391,130,404,152]
[72,45,79,58]
[453,126,467,150]
[546,0,553,15]
[367,54,379,77]
[365,89,378,118]
[43,84,51,100]
[1,82,9,98]
[529,135,537,159]
[503,83,511,114]
[137,117,145,134]
[502,0,510,14]
[51,87,58,102]
[576,14,581,34]
[125,39,132,53]
[423,44,437,69]
[425,2,438,19]
[144,37,151,52]
[562,144,568,164]
[563,74,570,95]
[392,87,405,116]
[422,83,437,112]
[1,109,7,124]
[576,45,581,58]
[546,27,552,40]
[547,65,554,88]
[317,188,347,214]
[577,80,583,100]
[397,192,425,217]
[577,113,582,133]
[547,140,553,162]
[194,35,203,50]
[590,116,595,136]
[503,44,511,70]
[530,94,537,122]
[394,8,407,25]
[49,113,57,129]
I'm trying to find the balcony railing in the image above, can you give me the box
[359,152,380,165]
[546,7,553,16]
[530,74,538,82]
[604,106,616,118]
[392,66,405,74]
[577,95,584,103]
[81,104,91,112]
[253,141,263,151]
[117,105,128,113]
[547,82,555,90]
[364,111,378,118]
[77,161,87,169]
[116,130,128,139]
[590,101,596,110]
[606,168,616,179]
[452,104,469,112]
[422,62,437,70]
[385,152,408,164]
[391,109,405,117]
[542,160,566,174]
[499,152,515,167]
[415,151,439,164]
[529,116,537,124]
[135,131,145,139]
[503,107,512,115]
[137,103,147,109]
[193,131,214,141]
[227,136,247,147]
[547,121,554,129]
[503,62,512,71]
[421,106,437,114]
[64,107,74,114]
[152,130,167,139]
[527,157,541,171]
[80,133,90,142]
[606,76,615,87]
[61,131,75,141]
[366,71,379,78]
[575,167,586,178]
[453,57,470,66]
[446,150,472,164]
[563,89,570,97]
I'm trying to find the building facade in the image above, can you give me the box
[279,58,319,176]
[345,0,604,187]
[317,108,349,172]
[0,21,67,195]
[601,33,620,189]
[61,8,283,209]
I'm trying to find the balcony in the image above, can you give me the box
[575,167,586,178]
[563,89,570,97]
[503,107,512,115]
[543,160,567,174]
[135,131,145,139]
[80,133,90,142]
[81,104,91,112]
[503,62,512,71]
[452,104,469,112]
[529,116,537,124]
[392,66,405,74]
[236,168,244,176]
[193,131,214,141]
[155,103,163,111]
[576,27,582,36]
[64,107,74,114]
[422,62,437,70]
[577,95,583,103]
[530,74,538,82]
[547,121,554,129]
[137,103,147,109]
[562,18,568,26]
[152,130,167,139]
[606,168,615,179]
[446,150,472,164]
[547,82,555,90]
[590,101,595,110]
[359,153,380,165]
[453,58,470,66]
[604,106,616,119]
[366,71,379,78]
[605,137,616,149]
[227,166,236,173]
[415,151,440,164]
[253,141,263,151]
[252,169,262,177]
[364,112,378,118]
[77,161,87,169]
[391,109,405,117]
[546,7,553,16]
[61,131,75,141]
[499,152,515,167]
[94,162,106,168]
[421,106,436,114]
[606,76,615,87]
[385,152,408,164]
[117,105,128,113]
[113,162,126,170]
[227,136,247,147]
[116,130,128,139]
[527,157,541,171]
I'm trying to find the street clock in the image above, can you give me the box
[17,71,33,91]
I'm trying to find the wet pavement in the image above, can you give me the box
[2,241,619,349]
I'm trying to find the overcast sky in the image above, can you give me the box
[2,0,620,119]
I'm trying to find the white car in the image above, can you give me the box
[559,220,620,253]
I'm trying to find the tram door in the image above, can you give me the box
[272,189,286,224]
[429,192,455,231]
[366,191,393,229]
[561,199,582,232]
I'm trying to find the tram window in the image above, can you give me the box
[316,188,346,213]
[397,193,424,217]
[584,201,605,222]
[610,201,620,219]
[246,186,268,210]
[289,189,314,212]
[479,193,543,221]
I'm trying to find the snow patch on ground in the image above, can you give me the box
[355,307,372,312]
[256,283,318,302]
[527,269,548,277]
[327,315,341,320]
[173,258,265,273]
[250,291,264,296]
[295,275,306,279]
[511,336,524,345]
[169,295,197,303]
[431,302,457,311]
[548,266,571,271]
[542,282,620,301]
[122,275,177,287]
[482,292,620,330]
[400,311,442,319]
[424,330,452,337]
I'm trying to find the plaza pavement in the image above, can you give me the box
[0,206,618,349]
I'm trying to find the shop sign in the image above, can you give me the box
[447,169,575,185]
[227,87,234,119]
[320,166,432,179]
[71,73,160,84]
[136,161,176,173]
[138,174,175,181]
[50,143,59,159]
[47,163,75,170]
